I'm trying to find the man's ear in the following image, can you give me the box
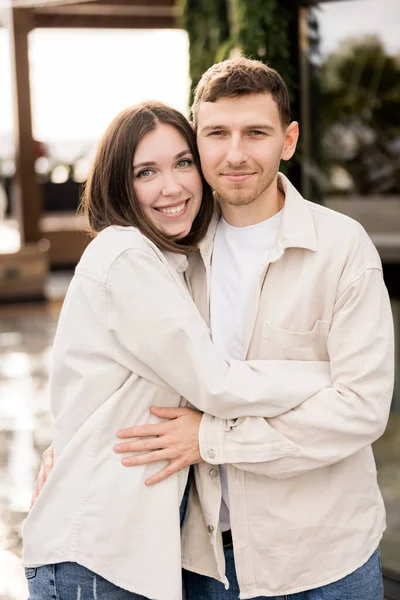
[281,121,299,161]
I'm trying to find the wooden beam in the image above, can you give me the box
[12,0,174,6]
[34,13,176,27]
[11,0,97,7]
[9,8,43,244]
[85,0,175,5]
[34,4,176,16]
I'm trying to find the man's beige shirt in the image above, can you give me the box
[182,174,394,598]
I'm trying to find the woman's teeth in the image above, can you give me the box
[158,201,186,215]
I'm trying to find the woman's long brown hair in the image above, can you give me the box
[80,102,214,254]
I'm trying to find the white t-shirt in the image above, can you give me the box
[210,210,282,531]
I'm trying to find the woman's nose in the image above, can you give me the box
[161,174,183,197]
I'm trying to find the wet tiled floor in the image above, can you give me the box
[0,302,60,599]
[0,297,399,598]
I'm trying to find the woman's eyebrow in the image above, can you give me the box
[175,149,192,159]
[133,160,157,169]
[134,149,192,170]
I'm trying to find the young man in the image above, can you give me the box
[116,57,394,599]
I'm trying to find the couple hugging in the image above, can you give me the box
[24,56,393,600]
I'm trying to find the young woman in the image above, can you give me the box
[23,102,330,600]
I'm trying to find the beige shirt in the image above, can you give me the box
[22,224,331,600]
[181,174,395,598]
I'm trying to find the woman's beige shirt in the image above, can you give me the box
[22,223,330,600]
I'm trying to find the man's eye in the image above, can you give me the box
[137,169,153,178]
[177,159,193,168]
[249,130,265,136]
[209,131,224,137]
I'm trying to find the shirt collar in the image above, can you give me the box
[198,173,318,266]
[164,251,189,273]
[276,173,318,255]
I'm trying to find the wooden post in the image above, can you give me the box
[298,6,312,200]
[9,8,43,244]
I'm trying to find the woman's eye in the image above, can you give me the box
[177,159,193,168]
[137,169,153,179]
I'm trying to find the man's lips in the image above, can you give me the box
[221,172,255,182]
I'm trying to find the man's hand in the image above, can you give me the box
[30,444,54,508]
[114,406,203,485]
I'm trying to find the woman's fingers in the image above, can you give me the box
[30,445,55,509]
[30,468,44,508]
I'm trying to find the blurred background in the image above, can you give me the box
[0,0,399,598]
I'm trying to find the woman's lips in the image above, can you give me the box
[155,199,189,218]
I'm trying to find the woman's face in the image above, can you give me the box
[133,123,203,239]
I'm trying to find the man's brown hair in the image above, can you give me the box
[192,56,291,128]
[80,102,214,254]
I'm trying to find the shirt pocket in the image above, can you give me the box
[259,320,330,361]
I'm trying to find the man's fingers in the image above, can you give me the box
[150,406,190,419]
[121,449,175,467]
[145,460,184,486]
[114,437,168,454]
[117,423,167,439]
[117,407,193,439]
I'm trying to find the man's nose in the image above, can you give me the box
[226,137,248,167]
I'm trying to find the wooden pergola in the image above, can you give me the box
[3,0,397,299]
[0,0,316,257]
[0,0,177,298]
[2,0,176,245]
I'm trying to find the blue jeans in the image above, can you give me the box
[183,546,384,600]
[25,562,148,599]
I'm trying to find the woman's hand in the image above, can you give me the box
[30,444,54,508]
[114,406,203,485]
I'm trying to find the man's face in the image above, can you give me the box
[196,93,298,209]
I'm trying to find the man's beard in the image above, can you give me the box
[215,171,277,207]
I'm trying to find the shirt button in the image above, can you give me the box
[207,525,214,534]
[209,468,218,478]
[208,449,216,459]
[178,470,184,477]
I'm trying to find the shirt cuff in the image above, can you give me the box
[199,413,227,464]
[199,414,299,465]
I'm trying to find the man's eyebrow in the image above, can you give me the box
[198,125,226,133]
[133,149,192,169]
[199,124,276,133]
[246,124,276,132]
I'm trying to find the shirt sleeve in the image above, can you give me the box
[199,268,394,477]
[105,248,331,431]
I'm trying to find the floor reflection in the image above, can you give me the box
[0,300,398,598]
[0,304,58,599]
[374,413,400,574]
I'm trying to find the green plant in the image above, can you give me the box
[178,0,296,107]
[178,0,230,105]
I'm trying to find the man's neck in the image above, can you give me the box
[220,179,285,228]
